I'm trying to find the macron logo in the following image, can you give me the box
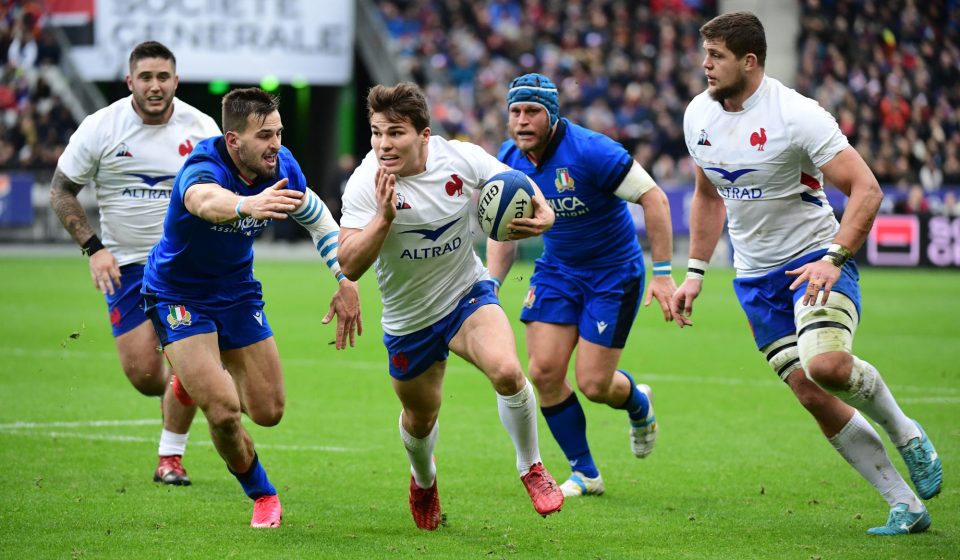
[253,311,263,326]
[705,167,757,184]
[597,321,608,334]
[400,217,460,242]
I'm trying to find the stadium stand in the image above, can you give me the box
[1,0,76,170]
[796,0,960,213]
[373,0,716,189]
[373,0,959,211]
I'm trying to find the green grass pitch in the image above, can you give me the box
[0,254,957,559]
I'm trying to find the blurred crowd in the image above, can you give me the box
[376,0,960,215]
[377,0,713,188]
[0,0,75,170]
[797,0,960,215]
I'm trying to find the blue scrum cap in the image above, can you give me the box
[507,73,559,126]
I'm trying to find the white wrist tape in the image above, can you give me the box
[290,189,345,281]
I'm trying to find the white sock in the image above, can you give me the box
[829,412,923,512]
[158,429,188,457]
[838,357,920,447]
[399,412,437,489]
[496,380,541,476]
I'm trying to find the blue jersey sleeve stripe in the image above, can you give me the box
[301,204,325,225]
[292,192,317,219]
[325,256,338,268]
[319,241,338,257]
[318,231,338,247]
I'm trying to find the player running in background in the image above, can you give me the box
[142,87,361,528]
[672,11,941,536]
[338,82,564,530]
[486,73,676,498]
[50,41,218,486]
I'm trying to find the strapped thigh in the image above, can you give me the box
[794,291,860,369]
[760,334,801,381]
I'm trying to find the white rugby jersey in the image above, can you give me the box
[683,76,849,276]
[341,136,505,335]
[58,96,220,266]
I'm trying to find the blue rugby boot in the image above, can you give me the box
[867,503,931,536]
[897,420,942,500]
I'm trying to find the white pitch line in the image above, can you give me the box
[0,419,159,429]
[0,430,352,452]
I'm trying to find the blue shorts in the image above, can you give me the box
[733,249,862,350]
[519,257,644,348]
[105,264,150,337]
[142,288,273,351]
[384,280,500,381]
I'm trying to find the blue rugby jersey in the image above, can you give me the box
[498,119,641,268]
[144,136,307,303]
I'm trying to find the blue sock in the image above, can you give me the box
[615,370,649,422]
[541,393,600,478]
[230,453,277,500]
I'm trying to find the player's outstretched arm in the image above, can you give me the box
[338,168,397,280]
[185,177,303,224]
[50,167,121,295]
[671,166,725,328]
[636,184,677,322]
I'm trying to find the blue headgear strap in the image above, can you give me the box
[507,73,559,126]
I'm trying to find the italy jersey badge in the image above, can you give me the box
[555,168,575,192]
[166,305,193,329]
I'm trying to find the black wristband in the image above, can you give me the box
[81,235,105,257]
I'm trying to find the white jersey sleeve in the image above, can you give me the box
[58,110,105,186]
[340,149,380,230]
[786,96,849,169]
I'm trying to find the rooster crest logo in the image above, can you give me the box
[750,128,767,151]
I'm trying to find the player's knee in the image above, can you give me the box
[486,360,525,395]
[786,370,835,413]
[527,362,565,392]
[804,352,853,391]
[577,376,612,403]
[203,400,243,432]
[246,396,285,427]
[403,408,439,436]
[123,362,167,397]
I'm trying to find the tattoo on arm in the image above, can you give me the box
[49,168,95,245]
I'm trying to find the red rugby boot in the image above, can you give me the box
[520,462,563,517]
[408,475,442,530]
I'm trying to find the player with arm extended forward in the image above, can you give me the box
[671,11,941,536]
[49,41,218,486]
[338,82,563,531]
[486,73,676,498]
[142,87,361,528]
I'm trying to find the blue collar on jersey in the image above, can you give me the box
[214,136,278,189]
[530,118,568,170]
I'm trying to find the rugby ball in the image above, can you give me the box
[477,170,535,241]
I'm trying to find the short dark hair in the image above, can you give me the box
[221,87,280,133]
[367,82,430,132]
[128,41,176,73]
[700,11,767,67]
